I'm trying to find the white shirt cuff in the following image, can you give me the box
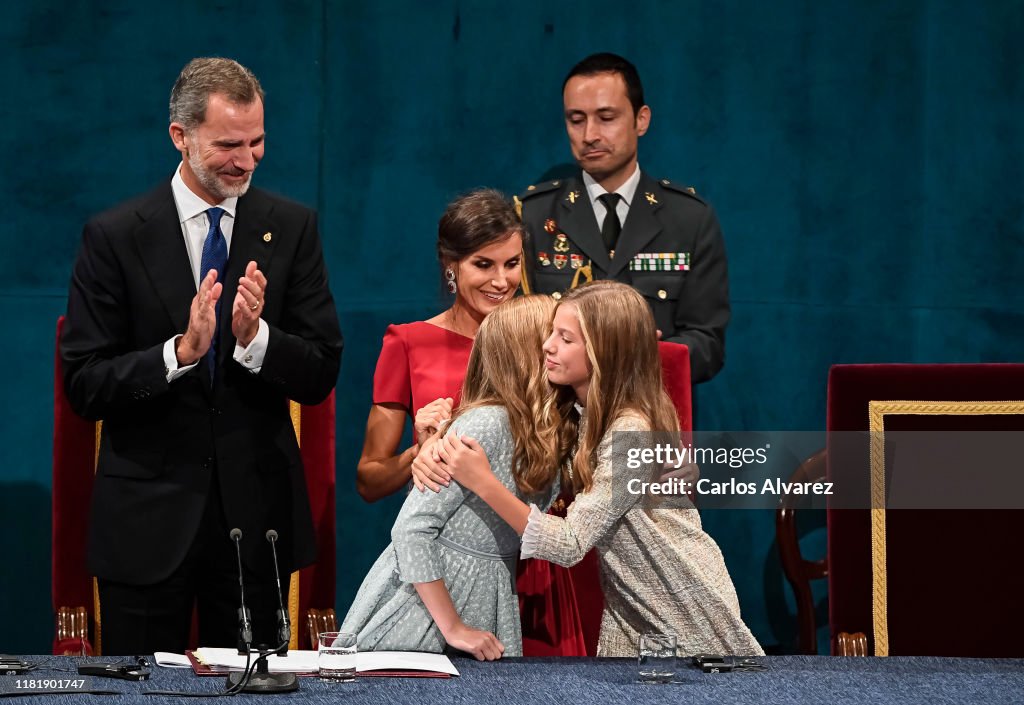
[233,319,268,373]
[164,336,198,382]
[519,504,547,559]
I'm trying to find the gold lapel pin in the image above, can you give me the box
[263,232,272,242]
[645,192,658,205]
[567,190,579,204]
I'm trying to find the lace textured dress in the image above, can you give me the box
[521,411,764,657]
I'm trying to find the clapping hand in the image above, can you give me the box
[231,260,266,347]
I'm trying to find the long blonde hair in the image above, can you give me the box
[451,296,572,494]
[558,281,680,493]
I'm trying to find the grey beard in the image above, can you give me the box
[188,150,252,200]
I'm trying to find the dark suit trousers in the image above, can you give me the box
[98,469,288,655]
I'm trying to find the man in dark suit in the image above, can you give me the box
[60,58,343,654]
[519,53,729,383]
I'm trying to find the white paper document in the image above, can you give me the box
[193,648,459,676]
[154,652,193,668]
[357,651,460,676]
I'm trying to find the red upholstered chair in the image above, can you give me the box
[52,317,337,653]
[826,363,1024,657]
[52,316,99,655]
[292,395,337,649]
[659,341,694,434]
[564,342,693,655]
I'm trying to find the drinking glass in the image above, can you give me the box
[318,631,357,682]
[638,633,677,683]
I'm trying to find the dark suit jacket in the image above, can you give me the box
[60,180,343,585]
[520,170,729,383]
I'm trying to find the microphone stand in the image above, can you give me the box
[229,529,252,655]
[225,529,298,694]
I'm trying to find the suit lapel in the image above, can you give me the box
[607,171,663,278]
[219,190,282,354]
[559,175,611,273]
[133,183,195,334]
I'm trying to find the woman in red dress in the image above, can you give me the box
[355,189,594,655]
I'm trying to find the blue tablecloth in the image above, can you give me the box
[6,655,1023,704]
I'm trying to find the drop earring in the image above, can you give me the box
[445,268,457,294]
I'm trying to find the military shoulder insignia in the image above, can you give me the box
[659,178,707,205]
[518,179,562,201]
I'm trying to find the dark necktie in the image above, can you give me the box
[598,192,622,254]
[200,207,228,382]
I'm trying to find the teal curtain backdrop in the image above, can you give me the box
[1,0,1021,654]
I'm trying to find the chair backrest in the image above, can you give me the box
[776,449,828,654]
[827,363,1024,657]
[52,316,99,655]
[292,394,336,649]
[657,341,692,432]
[52,316,337,653]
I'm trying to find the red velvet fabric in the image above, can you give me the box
[297,393,336,648]
[518,498,590,657]
[659,341,693,433]
[827,363,1024,657]
[52,316,98,654]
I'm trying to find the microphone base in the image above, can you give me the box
[226,668,299,693]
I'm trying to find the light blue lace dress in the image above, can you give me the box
[341,405,558,655]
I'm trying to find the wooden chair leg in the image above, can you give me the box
[307,608,338,648]
[835,631,868,657]
[54,606,92,656]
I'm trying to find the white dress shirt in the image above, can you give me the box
[583,163,642,231]
[162,165,268,380]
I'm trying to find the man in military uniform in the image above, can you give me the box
[518,53,729,383]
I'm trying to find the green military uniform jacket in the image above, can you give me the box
[519,170,729,383]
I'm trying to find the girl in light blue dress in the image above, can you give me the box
[341,296,570,660]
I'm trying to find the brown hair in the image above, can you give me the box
[557,280,679,493]
[169,57,264,131]
[451,295,572,494]
[436,189,525,276]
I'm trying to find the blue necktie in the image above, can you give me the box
[200,207,228,382]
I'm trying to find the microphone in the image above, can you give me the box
[265,529,291,654]
[230,528,252,654]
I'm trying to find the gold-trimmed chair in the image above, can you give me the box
[826,363,1024,657]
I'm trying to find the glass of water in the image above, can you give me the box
[318,631,357,682]
[638,633,677,684]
